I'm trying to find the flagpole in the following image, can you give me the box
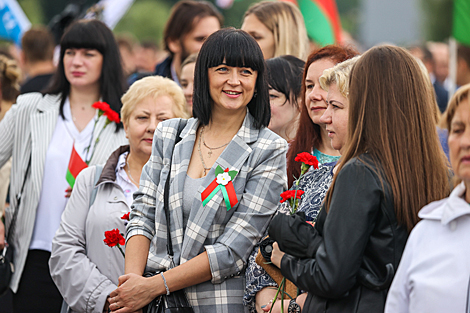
[448,37,457,99]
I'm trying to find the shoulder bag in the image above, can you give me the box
[0,156,31,295]
[143,119,193,313]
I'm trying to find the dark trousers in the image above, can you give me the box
[0,288,13,313]
[12,250,62,313]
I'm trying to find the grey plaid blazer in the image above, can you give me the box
[0,92,127,292]
[127,113,287,312]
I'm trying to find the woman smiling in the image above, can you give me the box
[108,28,287,313]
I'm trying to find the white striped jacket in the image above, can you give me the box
[0,92,127,292]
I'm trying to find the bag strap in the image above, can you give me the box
[89,165,103,208]
[163,119,187,258]
[6,155,32,243]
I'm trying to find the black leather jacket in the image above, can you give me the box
[269,155,409,313]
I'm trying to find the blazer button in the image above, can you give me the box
[114,196,118,200]
[224,276,228,280]
[237,272,241,276]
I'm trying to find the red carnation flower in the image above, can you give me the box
[104,109,121,124]
[280,189,304,203]
[121,212,130,221]
[92,101,110,112]
[295,152,319,169]
[103,229,125,247]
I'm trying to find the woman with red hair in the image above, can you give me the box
[287,45,358,186]
[244,46,358,313]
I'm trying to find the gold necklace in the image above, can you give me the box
[201,126,230,158]
[198,128,212,176]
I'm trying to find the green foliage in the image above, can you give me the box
[421,0,453,42]
[222,0,257,28]
[113,0,172,45]
[17,0,45,25]
[336,0,360,38]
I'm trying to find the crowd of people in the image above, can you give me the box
[0,1,470,313]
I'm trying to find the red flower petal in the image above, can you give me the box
[104,109,121,124]
[121,212,130,221]
[295,152,319,168]
[279,189,304,202]
[92,101,110,112]
[104,229,125,247]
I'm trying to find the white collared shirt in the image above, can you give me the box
[30,99,96,251]
[115,152,138,206]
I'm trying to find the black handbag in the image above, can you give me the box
[143,120,193,313]
[0,156,31,296]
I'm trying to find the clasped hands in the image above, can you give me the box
[108,273,161,313]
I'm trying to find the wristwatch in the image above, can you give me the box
[288,299,301,313]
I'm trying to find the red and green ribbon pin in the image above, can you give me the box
[201,166,238,211]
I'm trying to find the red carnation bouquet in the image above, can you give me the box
[282,152,318,215]
[265,152,318,312]
[103,212,130,258]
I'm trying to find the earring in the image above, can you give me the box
[253,92,257,98]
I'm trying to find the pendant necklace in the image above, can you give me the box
[198,128,212,176]
[201,126,230,158]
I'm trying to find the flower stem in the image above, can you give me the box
[86,123,108,164]
[117,245,125,258]
[269,278,285,313]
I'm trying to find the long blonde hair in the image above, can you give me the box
[244,1,309,60]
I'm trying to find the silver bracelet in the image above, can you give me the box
[160,272,170,295]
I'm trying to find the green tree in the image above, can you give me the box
[114,0,172,44]
[421,0,453,42]
[17,0,45,25]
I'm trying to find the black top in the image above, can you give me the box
[20,73,54,94]
[269,155,409,313]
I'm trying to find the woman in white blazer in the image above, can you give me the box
[0,20,127,312]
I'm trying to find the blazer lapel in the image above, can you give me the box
[29,95,60,199]
[168,119,198,259]
[180,112,257,262]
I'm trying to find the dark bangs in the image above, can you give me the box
[44,19,126,131]
[267,56,304,105]
[60,21,107,55]
[204,30,264,72]
[193,28,270,128]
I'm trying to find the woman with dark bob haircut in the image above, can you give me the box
[266,55,305,142]
[46,19,127,121]
[0,19,127,312]
[108,28,287,312]
[192,28,271,128]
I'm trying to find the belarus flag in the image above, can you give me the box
[66,145,88,188]
[453,0,470,46]
[282,0,342,46]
